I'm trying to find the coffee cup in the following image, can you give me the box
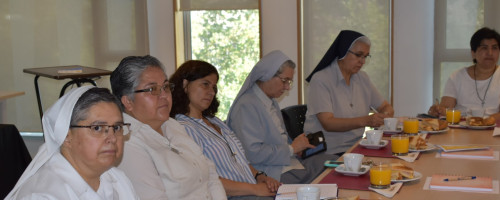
[343,153,364,172]
[384,118,398,130]
[365,130,383,145]
[296,186,320,200]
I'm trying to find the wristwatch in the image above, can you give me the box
[255,171,267,180]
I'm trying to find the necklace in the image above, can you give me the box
[348,81,354,108]
[186,115,237,159]
[473,65,496,107]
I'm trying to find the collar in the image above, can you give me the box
[252,84,274,112]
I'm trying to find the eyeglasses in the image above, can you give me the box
[134,82,175,96]
[70,123,130,138]
[347,50,371,63]
[276,75,293,87]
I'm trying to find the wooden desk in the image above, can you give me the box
[0,91,25,101]
[313,128,500,199]
[0,91,25,123]
[23,65,112,120]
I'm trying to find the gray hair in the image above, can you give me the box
[70,88,122,126]
[110,55,165,109]
[349,36,371,51]
[275,60,296,76]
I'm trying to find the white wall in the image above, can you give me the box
[146,0,435,116]
[393,0,434,116]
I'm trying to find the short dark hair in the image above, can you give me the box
[169,60,220,118]
[70,87,122,126]
[470,27,500,63]
[110,55,165,109]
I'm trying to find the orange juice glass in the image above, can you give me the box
[446,108,461,124]
[370,162,391,189]
[403,118,419,134]
[391,134,409,156]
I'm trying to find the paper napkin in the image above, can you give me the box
[395,152,419,162]
[369,182,403,198]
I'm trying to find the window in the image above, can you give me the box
[300,0,392,103]
[175,1,260,120]
[433,0,500,100]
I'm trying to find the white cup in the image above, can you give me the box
[384,118,398,130]
[365,130,383,145]
[296,186,320,200]
[468,108,485,118]
[343,153,364,172]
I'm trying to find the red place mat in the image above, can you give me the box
[318,170,371,190]
[350,141,395,158]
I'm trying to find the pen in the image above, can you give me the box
[370,106,379,114]
[443,176,476,181]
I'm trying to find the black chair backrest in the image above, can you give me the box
[281,104,307,140]
[0,124,32,199]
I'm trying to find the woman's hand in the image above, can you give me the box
[252,183,277,196]
[365,113,385,127]
[256,175,280,193]
[428,104,445,117]
[291,133,316,154]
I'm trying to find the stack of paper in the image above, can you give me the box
[275,184,337,200]
[440,148,494,159]
[437,145,489,152]
[430,175,493,192]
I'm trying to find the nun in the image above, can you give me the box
[6,86,138,199]
[303,30,394,156]
[227,50,328,184]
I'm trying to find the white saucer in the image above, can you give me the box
[335,164,370,176]
[391,171,422,182]
[359,139,389,149]
[459,121,496,130]
[409,143,436,152]
[420,127,450,134]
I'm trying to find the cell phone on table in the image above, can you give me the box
[324,160,343,168]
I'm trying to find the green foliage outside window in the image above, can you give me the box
[190,10,260,120]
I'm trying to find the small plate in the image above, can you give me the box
[447,123,464,128]
[335,164,370,176]
[420,127,450,134]
[391,171,422,182]
[459,121,495,130]
[359,139,389,149]
[409,143,436,152]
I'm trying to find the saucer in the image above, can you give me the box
[359,139,389,149]
[335,164,370,176]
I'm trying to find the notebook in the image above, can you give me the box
[437,144,489,152]
[430,175,493,192]
[275,184,338,200]
[440,148,494,159]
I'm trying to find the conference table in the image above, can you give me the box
[312,126,500,199]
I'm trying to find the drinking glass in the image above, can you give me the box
[370,162,391,189]
[403,118,419,134]
[446,108,461,124]
[391,134,409,156]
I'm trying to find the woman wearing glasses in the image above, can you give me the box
[7,86,138,199]
[170,60,280,199]
[304,30,394,156]
[227,50,326,184]
[110,56,226,199]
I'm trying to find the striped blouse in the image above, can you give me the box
[176,114,256,184]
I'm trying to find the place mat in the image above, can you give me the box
[318,170,371,191]
[351,141,394,158]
